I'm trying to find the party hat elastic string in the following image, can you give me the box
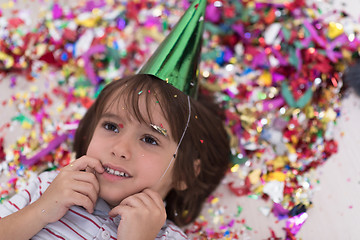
[157,95,191,182]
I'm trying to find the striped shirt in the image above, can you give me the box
[0,171,188,240]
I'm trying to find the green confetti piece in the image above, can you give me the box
[223,95,232,102]
[281,81,313,108]
[75,76,92,88]
[282,27,291,41]
[236,205,243,217]
[304,25,311,38]
[204,22,226,35]
[231,154,248,165]
[11,114,34,125]
[94,84,105,99]
[244,224,253,231]
[250,14,260,24]
[294,40,304,49]
[162,20,168,32]
[241,7,253,22]
[289,47,298,68]
[281,81,297,107]
[106,47,121,68]
[247,194,259,200]
[201,49,221,61]
[317,49,327,56]
[231,0,243,14]
[258,92,267,100]
[296,86,313,108]
[317,130,323,137]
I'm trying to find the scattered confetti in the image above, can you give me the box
[0,0,359,239]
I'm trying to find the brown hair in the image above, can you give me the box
[73,74,230,226]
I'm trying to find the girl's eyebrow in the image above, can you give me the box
[100,112,122,121]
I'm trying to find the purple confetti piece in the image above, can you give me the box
[285,212,308,236]
[303,19,326,48]
[20,134,68,166]
[82,44,106,85]
[52,3,63,20]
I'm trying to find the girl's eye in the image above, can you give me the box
[141,135,158,145]
[103,122,119,133]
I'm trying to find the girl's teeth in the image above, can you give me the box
[105,167,129,177]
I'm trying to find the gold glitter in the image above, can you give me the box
[150,124,167,136]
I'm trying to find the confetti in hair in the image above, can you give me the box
[150,123,167,136]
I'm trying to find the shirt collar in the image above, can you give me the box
[93,198,121,225]
[93,198,112,217]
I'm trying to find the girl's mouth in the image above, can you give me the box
[104,166,131,178]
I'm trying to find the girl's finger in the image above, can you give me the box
[72,171,100,194]
[119,194,146,208]
[109,204,131,218]
[71,180,99,206]
[68,156,104,174]
[70,191,96,214]
[142,189,165,210]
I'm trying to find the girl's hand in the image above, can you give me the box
[109,189,166,240]
[35,156,104,224]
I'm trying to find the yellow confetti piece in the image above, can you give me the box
[231,164,239,173]
[21,121,32,130]
[30,86,39,92]
[1,1,14,9]
[75,15,101,28]
[304,105,314,118]
[258,71,272,86]
[20,61,28,68]
[211,197,219,205]
[92,8,102,16]
[12,47,21,55]
[286,143,296,154]
[324,108,337,122]
[253,185,264,194]
[0,52,14,68]
[266,171,286,182]
[73,113,84,120]
[328,22,344,39]
[74,88,87,98]
[17,136,27,145]
[36,44,47,57]
[245,54,253,61]
[42,133,53,143]
[22,92,29,99]
[56,104,65,112]
[248,169,261,185]
[271,156,289,169]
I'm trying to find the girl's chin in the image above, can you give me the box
[101,195,122,208]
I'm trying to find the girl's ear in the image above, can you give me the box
[194,158,201,176]
[176,181,188,191]
[175,159,201,191]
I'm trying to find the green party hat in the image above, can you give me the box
[138,0,206,98]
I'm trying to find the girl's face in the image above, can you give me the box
[86,95,178,207]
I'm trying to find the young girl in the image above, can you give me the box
[0,74,230,239]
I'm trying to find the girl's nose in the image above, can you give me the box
[111,136,131,160]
